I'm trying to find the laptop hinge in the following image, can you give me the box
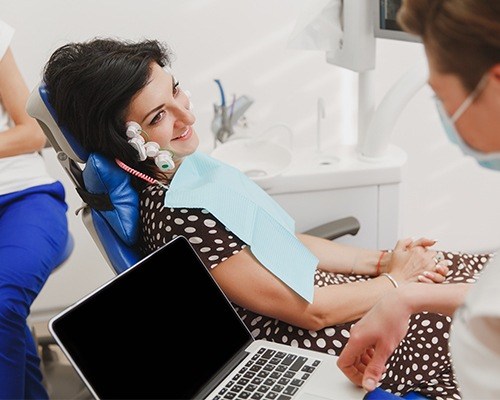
[194,339,254,399]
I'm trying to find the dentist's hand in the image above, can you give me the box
[337,290,412,391]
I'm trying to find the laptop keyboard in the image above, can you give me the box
[211,346,321,400]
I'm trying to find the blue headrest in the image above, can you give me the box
[38,84,90,162]
[34,82,141,272]
[82,154,139,246]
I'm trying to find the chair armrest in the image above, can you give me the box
[302,216,360,240]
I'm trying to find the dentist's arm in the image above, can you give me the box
[336,282,470,392]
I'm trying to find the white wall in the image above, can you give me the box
[3,0,499,318]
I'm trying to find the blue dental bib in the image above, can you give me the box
[164,151,318,302]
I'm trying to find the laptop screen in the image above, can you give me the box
[50,236,254,399]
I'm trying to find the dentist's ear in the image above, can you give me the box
[491,64,500,87]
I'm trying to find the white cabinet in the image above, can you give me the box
[266,144,407,250]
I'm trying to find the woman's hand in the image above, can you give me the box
[407,237,451,283]
[386,239,449,285]
[417,263,450,283]
[407,237,437,249]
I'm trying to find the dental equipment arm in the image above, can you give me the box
[360,58,429,160]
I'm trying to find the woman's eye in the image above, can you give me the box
[173,79,180,96]
[150,110,165,125]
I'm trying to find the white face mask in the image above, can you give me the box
[435,74,500,171]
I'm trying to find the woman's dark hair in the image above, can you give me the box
[397,0,500,91]
[43,38,174,188]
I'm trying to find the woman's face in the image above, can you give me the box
[125,63,199,167]
[426,50,500,153]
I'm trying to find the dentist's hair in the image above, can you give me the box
[398,0,500,91]
[43,38,174,188]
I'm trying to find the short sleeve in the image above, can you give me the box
[139,185,247,269]
[0,19,14,60]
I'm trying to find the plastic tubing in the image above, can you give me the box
[214,79,226,107]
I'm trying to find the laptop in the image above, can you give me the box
[49,235,364,400]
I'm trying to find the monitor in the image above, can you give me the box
[374,0,421,43]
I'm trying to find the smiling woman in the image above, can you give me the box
[42,36,492,399]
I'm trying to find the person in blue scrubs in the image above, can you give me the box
[0,19,69,399]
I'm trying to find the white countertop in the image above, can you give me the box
[262,144,407,194]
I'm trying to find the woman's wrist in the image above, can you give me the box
[352,250,388,276]
[379,250,392,274]
[375,251,385,275]
[380,272,399,288]
[373,250,393,276]
[350,249,392,276]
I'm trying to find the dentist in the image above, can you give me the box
[337,1,500,398]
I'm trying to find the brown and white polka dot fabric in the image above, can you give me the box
[139,184,491,399]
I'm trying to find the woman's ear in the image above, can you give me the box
[490,63,500,86]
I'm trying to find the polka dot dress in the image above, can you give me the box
[140,186,247,265]
[139,184,492,399]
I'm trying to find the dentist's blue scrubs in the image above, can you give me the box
[0,19,69,399]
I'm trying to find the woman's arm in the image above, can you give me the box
[0,48,46,157]
[297,233,387,276]
[298,233,447,282]
[211,245,447,330]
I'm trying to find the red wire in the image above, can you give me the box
[115,158,167,188]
